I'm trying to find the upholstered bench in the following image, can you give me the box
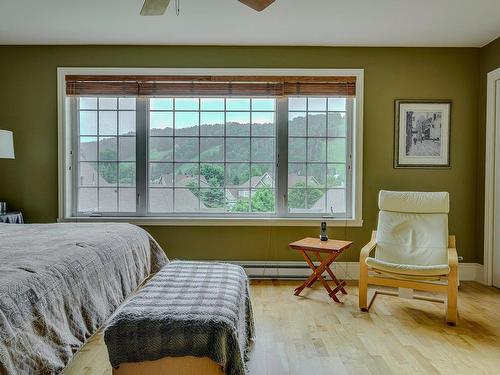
[104,261,254,375]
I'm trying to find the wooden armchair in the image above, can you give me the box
[358,191,458,325]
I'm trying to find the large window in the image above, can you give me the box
[60,69,363,224]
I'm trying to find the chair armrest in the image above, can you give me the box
[447,235,458,279]
[360,241,376,261]
[448,247,458,269]
[447,246,459,290]
[360,231,377,263]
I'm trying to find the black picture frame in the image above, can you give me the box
[394,99,452,169]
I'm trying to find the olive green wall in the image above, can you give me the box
[0,46,480,262]
[477,37,500,263]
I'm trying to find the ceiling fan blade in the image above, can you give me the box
[238,0,276,12]
[140,0,171,16]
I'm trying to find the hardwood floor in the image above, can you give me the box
[63,281,500,375]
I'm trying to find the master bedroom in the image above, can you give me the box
[1,1,500,374]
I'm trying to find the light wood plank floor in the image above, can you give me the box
[63,281,500,375]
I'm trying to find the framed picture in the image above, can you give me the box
[394,99,451,168]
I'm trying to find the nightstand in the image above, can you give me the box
[0,211,24,224]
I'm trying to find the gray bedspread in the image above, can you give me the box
[0,223,168,375]
[104,261,255,375]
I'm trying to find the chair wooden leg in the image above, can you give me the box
[359,261,369,311]
[446,274,458,325]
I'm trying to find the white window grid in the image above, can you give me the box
[72,96,353,218]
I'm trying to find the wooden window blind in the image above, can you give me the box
[65,75,356,97]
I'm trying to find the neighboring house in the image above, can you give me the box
[300,187,346,214]
[161,173,210,211]
[79,162,113,186]
[79,167,327,212]
[174,174,211,188]
[172,188,207,212]
[287,174,343,214]
[227,172,274,200]
[287,173,321,188]
[79,165,211,212]
[225,189,236,203]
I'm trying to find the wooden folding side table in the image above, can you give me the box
[289,237,353,303]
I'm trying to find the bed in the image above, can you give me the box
[0,222,168,375]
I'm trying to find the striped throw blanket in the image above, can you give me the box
[104,261,255,375]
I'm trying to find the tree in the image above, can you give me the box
[250,188,274,212]
[200,188,225,208]
[231,188,274,213]
[118,163,135,185]
[200,164,224,187]
[99,148,117,161]
[231,198,250,212]
[186,164,225,208]
[98,149,118,184]
[99,163,117,184]
[288,182,324,209]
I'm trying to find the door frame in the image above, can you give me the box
[484,67,500,286]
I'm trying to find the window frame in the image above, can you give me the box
[58,68,364,227]
[282,97,354,219]
[73,97,140,216]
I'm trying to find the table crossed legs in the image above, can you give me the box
[294,249,347,303]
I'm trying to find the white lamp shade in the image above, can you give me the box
[0,130,15,159]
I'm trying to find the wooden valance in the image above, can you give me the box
[65,75,356,97]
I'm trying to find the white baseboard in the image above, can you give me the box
[458,263,484,283]
[230,261,485,283]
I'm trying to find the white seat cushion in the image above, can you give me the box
[366,257,450,277]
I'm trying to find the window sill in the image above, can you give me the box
[58,216,363,227]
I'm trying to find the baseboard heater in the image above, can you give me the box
[233,261,345,280]
[242,263,311,280]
